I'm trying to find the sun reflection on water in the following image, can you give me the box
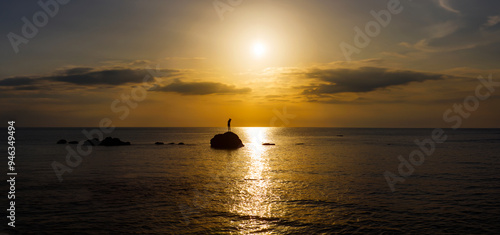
[229,127,276,233]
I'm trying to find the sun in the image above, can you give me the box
[251,42,267,58]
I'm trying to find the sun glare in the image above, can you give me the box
[252,42,267,58]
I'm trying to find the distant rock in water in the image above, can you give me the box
[262,143,275,146]
[57,139,67,144]
[99,137,130,146]
[168,142,175,145]
[210,132,244,149]
[155,142,164,145]
[178,142,185,145]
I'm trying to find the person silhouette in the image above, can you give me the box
[227,118,232,132]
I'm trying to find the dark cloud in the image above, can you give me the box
[13,86,41,91]
[48,69,154,85]
[0,77,36,86]
[61,67,95,75]
[155,80,251,95]
[301,67,447,95]
[0,68,180,88]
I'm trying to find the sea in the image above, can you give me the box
[1,127,500,234]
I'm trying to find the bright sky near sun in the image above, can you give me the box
[0,0,499,127]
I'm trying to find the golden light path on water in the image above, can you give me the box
[230,127,277,233]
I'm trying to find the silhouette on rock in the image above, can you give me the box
[210,132,244,149]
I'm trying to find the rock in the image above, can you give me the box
[210,132,244,149]
[337,135,344,137]
[155,142,164,145]
[57,139,67,144]
[178,142,185,145]
[168,142,175,145]
[99,137,131,146]
[68,141,78,144]
[262,143,275,146]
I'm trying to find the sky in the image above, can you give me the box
[1,0,499,127]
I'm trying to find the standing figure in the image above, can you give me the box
[227,118,232,132]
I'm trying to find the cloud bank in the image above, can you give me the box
[299,66,447,95]
[155,79,251,95]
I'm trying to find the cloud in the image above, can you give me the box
[299,67,447,95]
[438,0,460,14]
[0,77,36,86]
[0,67,180,88]
[381,52,409,59]
[400,39,478,53]
[48,69,155,85]
[128,60,153,67]
[485,15,500,27]
[164,57,207,61]
[155,79,251,95]
[426,20,460,39]
[60,67,95,75]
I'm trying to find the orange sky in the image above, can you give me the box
[1,0,500,127]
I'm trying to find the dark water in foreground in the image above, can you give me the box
[1,127,500,234]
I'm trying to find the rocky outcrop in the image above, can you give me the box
[210,132,244,149]
[99,137,130,146]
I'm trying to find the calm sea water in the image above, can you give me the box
[1,127,500,234]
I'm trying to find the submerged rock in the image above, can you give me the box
[155,142,164,145]
[99,137,130,146]
[210,132,244,149]
[56,139,67,144]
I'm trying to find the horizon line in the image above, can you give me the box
[8,126,500,129]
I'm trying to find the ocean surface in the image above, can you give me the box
[1,127,500,234]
